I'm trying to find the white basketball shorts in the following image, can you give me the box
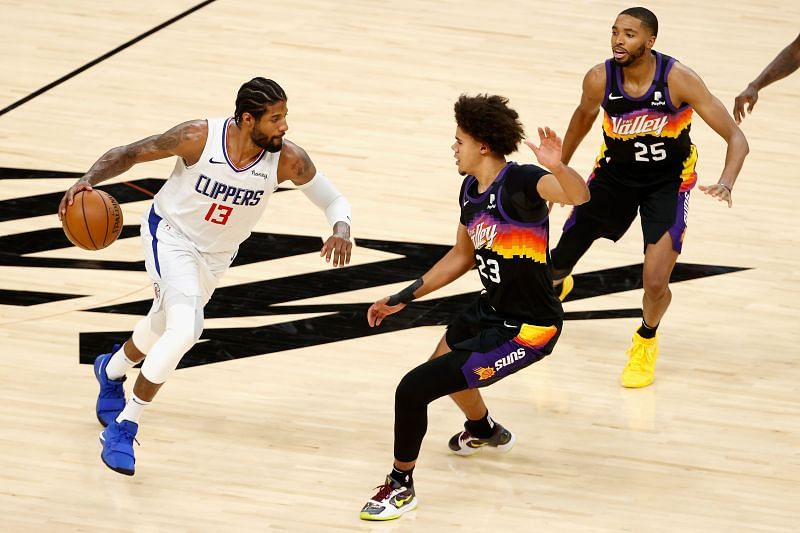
[141,205,236,305]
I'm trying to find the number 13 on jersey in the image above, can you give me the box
[204,202,233,225]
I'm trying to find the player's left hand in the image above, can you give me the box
[525,127,563,170]
[321,232,352,267]
[367,297,406,327]
[698,183,733,208]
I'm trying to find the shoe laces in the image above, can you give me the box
[372,479,404,502]
[627,344,653,372]
[371,482,397,502]
[111,425,141,447]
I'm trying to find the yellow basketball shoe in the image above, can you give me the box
[556,274,574,302]
[621,332,659,388]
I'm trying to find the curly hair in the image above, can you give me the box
[454,94,525,156]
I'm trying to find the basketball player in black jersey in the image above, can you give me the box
[359,94,589,521]
[550,7,749,388]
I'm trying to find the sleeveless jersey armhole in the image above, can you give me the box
[497,165,549,225]
[183,118,216,171]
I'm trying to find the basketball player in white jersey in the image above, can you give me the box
[57,78,353,476]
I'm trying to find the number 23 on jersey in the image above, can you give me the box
[476,255,501,283]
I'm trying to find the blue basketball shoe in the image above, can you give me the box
[100,419,138,476]
[93,345,126,427]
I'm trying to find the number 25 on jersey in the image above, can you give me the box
[634,141,666,162]
[204,202,233,225]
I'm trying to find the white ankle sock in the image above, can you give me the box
[105,345,138,380]
[116,393,150,424]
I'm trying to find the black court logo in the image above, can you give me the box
[0,166,749,369]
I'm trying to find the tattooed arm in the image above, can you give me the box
[276,139,317,186]
[58,120,208,218]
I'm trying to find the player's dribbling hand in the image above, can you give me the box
[733,85,758,124]
[367,297,406,327]
[525,127,563,171]
[58,179,93,220]
[698,183,733,208]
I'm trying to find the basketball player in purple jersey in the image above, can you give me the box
[359,94,589,521]
[734,33,800,123]
[58,78,352,475]
[550,7,749,388]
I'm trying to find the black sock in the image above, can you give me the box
[390,466,414,486]
[464,411,495,439]
[637,319,658,339]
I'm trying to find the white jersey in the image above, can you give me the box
[152,117,280,253]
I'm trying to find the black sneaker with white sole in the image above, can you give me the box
[448,422,516,456]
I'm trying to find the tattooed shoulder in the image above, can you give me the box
[283,141,316,181]
[156,120,206,149]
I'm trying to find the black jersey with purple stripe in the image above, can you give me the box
[597,50,697,190]
[459,162,563,324]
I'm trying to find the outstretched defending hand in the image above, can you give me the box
[58,179,93,220]
[698,183,733,208]
[733,85,758,124]
[525,127,563,170]
[367,297,406,327]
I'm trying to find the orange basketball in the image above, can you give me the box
[62,189,124,250]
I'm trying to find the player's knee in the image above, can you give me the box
[166,324,199,353]
[131,312,165,354]
[643,276,669,298]
[395,370,428,407]
[164,293,204,344]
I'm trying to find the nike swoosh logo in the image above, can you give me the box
[208,157,227,164]
[393,494,414,508]
[608,94,624,100]
[462,200,469,207]
[503,321,518,328]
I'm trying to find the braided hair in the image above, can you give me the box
[234,78,287,125]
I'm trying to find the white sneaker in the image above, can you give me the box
[359,476,417,521]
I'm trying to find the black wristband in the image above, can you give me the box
[387,278,423,306]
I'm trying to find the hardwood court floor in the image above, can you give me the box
[1,1,798,531]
